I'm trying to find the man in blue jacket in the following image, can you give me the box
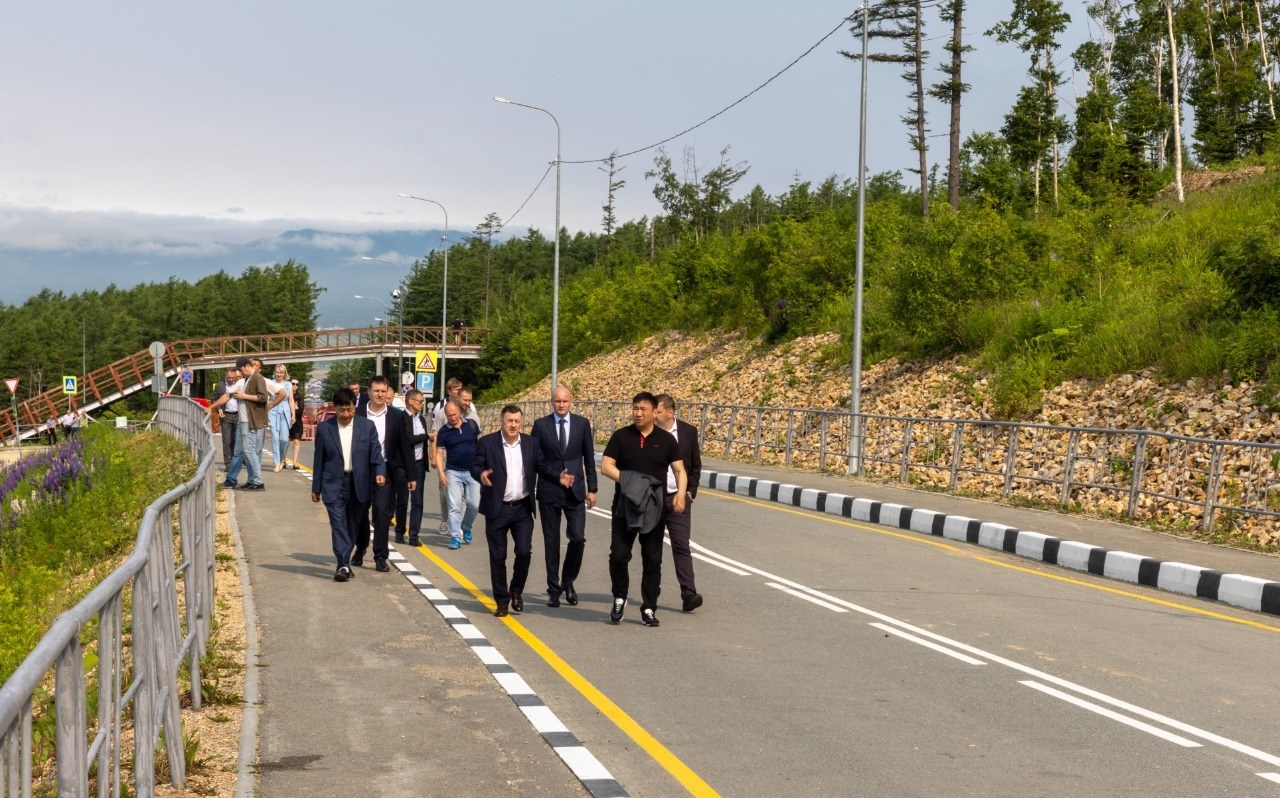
[311,388,387,582]
[473,404,541,617]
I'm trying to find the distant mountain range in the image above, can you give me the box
[0,225,514,329]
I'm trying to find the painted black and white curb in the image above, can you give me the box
[385,548,629,798]
[699,470,1280,618]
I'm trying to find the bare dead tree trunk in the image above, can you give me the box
[946,0,964,209]
[913,0,930,217]
[1256,0,1277,119]
[1166,0,1186,203]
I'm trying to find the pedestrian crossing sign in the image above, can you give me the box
[63,376,77,394]
[414,349,438,373]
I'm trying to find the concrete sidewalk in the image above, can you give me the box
[694,455,1280,616]
[230,466,587,797]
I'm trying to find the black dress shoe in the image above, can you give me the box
[546,594,561,608]
[511,592,524,613]
[609,597,627,624]
[394,534,406,544]
[494,604,509,617]
[333,567,350,582]
[351,554,364,567]
[408,535,421,546]
[682,593,704,612]
[564,583,578,605]
[374,558,390,572]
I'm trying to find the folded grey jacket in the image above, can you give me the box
[618,470,664,533]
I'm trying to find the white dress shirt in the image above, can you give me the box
[663,421,680,494]
[338,420,354,473]
[502,436,526,502]
[366,404,388,456]
[412,413,426,461]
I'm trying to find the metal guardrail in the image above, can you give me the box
[482,399,1280,537]
[0,396,217,798]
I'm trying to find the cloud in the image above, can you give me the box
[225,207,245,214]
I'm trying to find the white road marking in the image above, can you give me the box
[692,552,750,575]
[768,582,848,612]
[869,623,986,665]
[1019,681,1201,748]
[1257,773,1280,785]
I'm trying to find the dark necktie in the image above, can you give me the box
[558,417,567,455]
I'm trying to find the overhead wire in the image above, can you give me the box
[495,162,554,234]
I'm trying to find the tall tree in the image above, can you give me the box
[929,0,973,211]
[599,150,627,258]
[989,0,1072,211]
[472,212,503,323]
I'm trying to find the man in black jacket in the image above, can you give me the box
[355,375,416,571]
[530,386,598,607]
[654,393,704,612]
[403,388,431,546]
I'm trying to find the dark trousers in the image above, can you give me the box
[539,499,586,597]
[485,502,534,606]
[407,459,427,534]
[356,479,391,561]
[220,412,238,468]
[389,463,408,533]
[663,494,696,599]
[608,497,665,610]
[324,473,363,568]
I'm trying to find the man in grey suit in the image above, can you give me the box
[531,386,597,607]
[311,388,387,582]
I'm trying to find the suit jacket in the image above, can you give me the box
[357,404,415,472]
[406,411,431,471]
[671,419,702,499]
[311,416,386,504]
[531,412,598,506]
[471,432,540,520]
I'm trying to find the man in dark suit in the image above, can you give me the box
[355,375,416,572]
[530,386,598,608]
[472,404,541,617]
[402,388,431,546]
[654,393,704,612]
[311,388,386,582]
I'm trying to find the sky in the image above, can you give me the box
[0,2,1095,308]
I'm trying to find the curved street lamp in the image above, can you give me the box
[361,256,407,377]
[398,193,449,401]
[494,95,561,398]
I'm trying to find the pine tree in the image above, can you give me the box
[928,0,973,211]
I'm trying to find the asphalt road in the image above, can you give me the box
[272,438,1280,797]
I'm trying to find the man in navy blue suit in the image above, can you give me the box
[311,388,386,582]
[530,386,597,608]
[473,404,541,617]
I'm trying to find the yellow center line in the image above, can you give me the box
[705,490,1280,635]
[417,544,720,798]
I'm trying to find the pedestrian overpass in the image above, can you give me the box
[0,325,487,443]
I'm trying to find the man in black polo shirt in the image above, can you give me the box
[601,391,688,627]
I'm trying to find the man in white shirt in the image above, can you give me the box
[310,388,386,582]
[472,405,541,617]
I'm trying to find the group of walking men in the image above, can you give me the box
[312,381,704,627]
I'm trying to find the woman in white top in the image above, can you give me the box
[266,365,294,472]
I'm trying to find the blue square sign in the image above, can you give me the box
[416,372,435,394]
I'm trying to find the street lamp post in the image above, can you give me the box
[356,294,392,377]
[361,256,407,377]
[494,95,561,397]
[849,1,870,476]
[398,194,450,402]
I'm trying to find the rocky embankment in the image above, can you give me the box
[516,330,1280,549]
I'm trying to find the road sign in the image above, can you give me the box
[400,370,414,387]
[63,376,77,395]
[148,341,167,358]
[414,349,438,373]
[4,378,17,394]
[416,372,435,394]
[179,368,194,385]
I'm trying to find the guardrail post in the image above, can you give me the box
[819,413,829,471]
[753,408,764,461]
[54,637,88,797]
[949,422,963,490]
[1127,433,1148,519]
[1002,426,1019,498]
[725,407,738,457]
[132,565,155,798]
[1202,443,1224,532]
[1060,429,1080,507]
[900,419,914,483]
[784,410,795,465]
